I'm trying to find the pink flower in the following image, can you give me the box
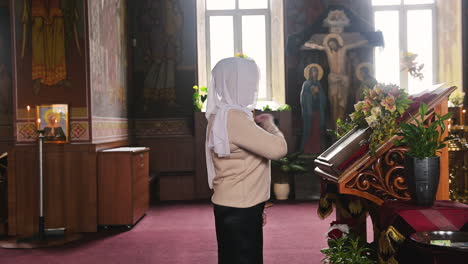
[381,94,396,112]
[362,100,372,113]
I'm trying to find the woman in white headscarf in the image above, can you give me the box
[206,57,287,264]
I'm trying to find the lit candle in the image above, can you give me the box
[37,118,41,129]
[26,105,31,126]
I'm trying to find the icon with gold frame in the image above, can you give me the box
[36,104,69,143]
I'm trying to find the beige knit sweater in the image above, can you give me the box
[208,110,288,208]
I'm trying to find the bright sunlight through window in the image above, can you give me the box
[197,0,285,103]
[373,0,436,95]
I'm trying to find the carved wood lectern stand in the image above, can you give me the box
[314,86,456,242]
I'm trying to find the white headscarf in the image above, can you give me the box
[205,57,260,189]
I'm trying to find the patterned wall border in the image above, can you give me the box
[70,121,90,141]
[134,118,192,138]
[91,117,129,143]
[16,122,38,142]
[14,107,90,143]
[16,120,90,143]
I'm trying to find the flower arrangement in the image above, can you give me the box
[449,89,465,107]
[401,52,424,80]
[193,85,208,112]
[349,84,412,154]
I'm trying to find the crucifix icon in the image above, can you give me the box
[302,10,369,123]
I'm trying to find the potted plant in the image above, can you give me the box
[272,152,308,200]
[394,103,452,206]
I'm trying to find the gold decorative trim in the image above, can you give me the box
[70,107,88,119]
[134,118,192,137]
[378,226,405,264]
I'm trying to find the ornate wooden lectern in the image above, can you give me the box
[315,86,456,207]
[314,86,457,263]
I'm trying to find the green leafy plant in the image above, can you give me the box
[330,118,355,140]
[394,103,452,158]
[272,152,308,183]
[277,104,292,111]
[193,85,208,112]
[321,236,375,264]
[262,105,273,111]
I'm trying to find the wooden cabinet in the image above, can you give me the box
[98,147,149,226]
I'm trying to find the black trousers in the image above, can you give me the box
[213,202,265,264]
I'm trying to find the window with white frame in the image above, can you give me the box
[196,0,285,104]
[372,0,437,95]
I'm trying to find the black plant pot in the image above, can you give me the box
[404,156,440,207]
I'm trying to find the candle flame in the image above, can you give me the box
[37,118,41,124]
[27,105,30,111]
[463,109,466,114]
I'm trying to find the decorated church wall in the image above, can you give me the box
[88,0,129,143]
[128,0,197,151]
[129,0,196,120]
[6,0,130,236]
[11,0,89,143]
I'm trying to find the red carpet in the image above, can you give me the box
[0,202,341,264]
